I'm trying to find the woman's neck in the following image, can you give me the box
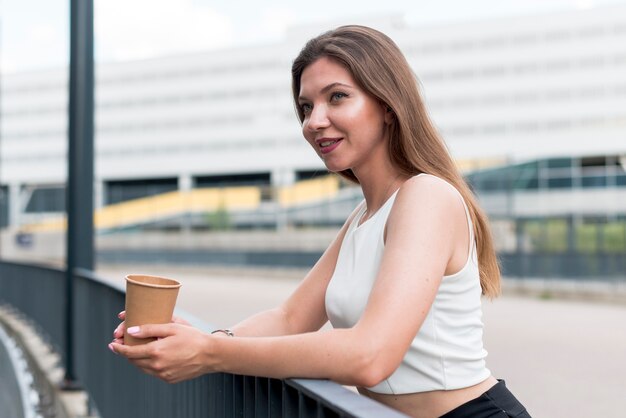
[354,164,406,217]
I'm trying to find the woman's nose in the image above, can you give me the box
[306,105,330,131]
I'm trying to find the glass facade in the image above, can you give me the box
[105,178,178,205]
[0,186,8,228]
[466,155,625,193]
[295,170,331,181]
[195,173,272,201]
[24,187,65,213]
[194,172,270,188]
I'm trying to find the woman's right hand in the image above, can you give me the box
[112,311,126,344]
[112,311,191,345]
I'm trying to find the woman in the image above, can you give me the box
[110,25,531,418]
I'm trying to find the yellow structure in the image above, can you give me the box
[21,177,341,232]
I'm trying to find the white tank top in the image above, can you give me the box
[325,174,491,394]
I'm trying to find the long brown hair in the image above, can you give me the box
[291,25,501,298]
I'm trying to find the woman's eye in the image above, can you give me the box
[330,92,347,102]
[301,103,312,114]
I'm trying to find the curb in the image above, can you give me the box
[0,305,96,418]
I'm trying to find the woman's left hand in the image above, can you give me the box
[109,323,215,384]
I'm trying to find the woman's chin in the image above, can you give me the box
[320,160,349,174]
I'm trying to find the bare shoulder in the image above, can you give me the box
[393,174,464,215]
[385,174,467,260]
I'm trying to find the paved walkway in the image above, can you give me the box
[98,265,626,418]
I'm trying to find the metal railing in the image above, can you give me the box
[499,252,626,279]
[97,247,626,280]
[0,260,407,417]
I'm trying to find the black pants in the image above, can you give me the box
[440,380,531,418]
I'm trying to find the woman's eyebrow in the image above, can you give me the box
[299,82,353,102]
[320,82,352,94]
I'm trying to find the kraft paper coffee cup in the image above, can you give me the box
[124,274,181,346]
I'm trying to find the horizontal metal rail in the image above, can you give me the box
[97,249,626,279]
[0,260,407,417]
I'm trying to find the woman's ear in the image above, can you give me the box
[384,105,395,125]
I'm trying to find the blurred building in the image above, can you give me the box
[1,5,625,230]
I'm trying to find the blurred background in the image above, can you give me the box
[1,1,625,417]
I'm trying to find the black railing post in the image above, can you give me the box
[65,0,94,387]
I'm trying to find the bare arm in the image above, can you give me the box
[227,220,350,337]
[204,176,468,385]
[111,205,361,343]
[226,203,364,337]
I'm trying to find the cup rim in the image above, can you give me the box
[125,274,181,289]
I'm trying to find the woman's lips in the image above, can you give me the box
[317,138,343,154]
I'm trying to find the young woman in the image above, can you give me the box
[110,25,531,418]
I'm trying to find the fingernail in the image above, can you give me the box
[127,326,140,335]
[108,343,117,354]
[118,311,125,318]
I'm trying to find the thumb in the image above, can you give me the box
[126,323,177,339]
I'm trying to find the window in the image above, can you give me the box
[512,162,540,190]
[25,187,66,213]
[194,172,270,188]
[0,186,8,227]
[548,177,573,189]
[296,170,330,181]
[547,158,572,169]
[581,176,607,188]
[465,161,539,192]
[105,178,178,205]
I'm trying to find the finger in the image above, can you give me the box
[172,316,191,326]
[109,342,152,359]
[126,323,177,339]
[118,311,126,320]
[129,358,159,371]
[113,321,126,339]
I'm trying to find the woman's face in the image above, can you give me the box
[298,57,391,174]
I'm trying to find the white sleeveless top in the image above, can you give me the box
[325,174,490,394]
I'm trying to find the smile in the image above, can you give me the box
[317,138,343,154]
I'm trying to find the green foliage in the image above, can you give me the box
[601,223,626,252]
[524,219,568,253]
[576,224,598,253]
[539,290,553,300]
[206,203,231,230]
[522,219,626,253]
